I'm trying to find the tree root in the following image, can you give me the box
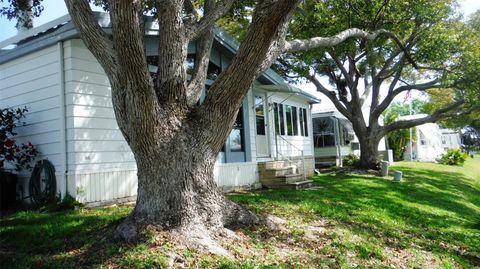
[113,215,138,243]
[222,199,259,229]
[112,198,258,257]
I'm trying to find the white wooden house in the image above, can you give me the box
[0,13,319,204]
[401,114,444,162]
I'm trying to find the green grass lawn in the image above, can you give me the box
[1,156,479,268]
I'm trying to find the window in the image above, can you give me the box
[292,106,299,136]
[278,103,285,135]
[419,131,427,146]
[255,96,266,135]
[274,103,280,134]
[302,108,308,136]
[298,107,308,137]
[229,109,244,152]
[299,108,305,136]
[285,105,293,136]
[207,62,221,80]
[313,118,335,147]
[273,103,308,137]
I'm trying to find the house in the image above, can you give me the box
[440,129,462,151]
[400,114,444,162]
[312,110,391,167]
[312,111,358,167]
[0,13,319,204]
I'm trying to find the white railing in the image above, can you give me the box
[275,134,306,181]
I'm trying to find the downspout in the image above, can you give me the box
[332,117,342,167]
[58,41,68,199]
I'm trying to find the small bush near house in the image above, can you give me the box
[42,194,84,212]
[343,153,359,167]
[0,107,38,170]
[438,148,468,165]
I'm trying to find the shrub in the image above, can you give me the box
[438,148,468,166]
[0,107,39,170]
[343,153,360,167]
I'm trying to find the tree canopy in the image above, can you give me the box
[273,0,479,167]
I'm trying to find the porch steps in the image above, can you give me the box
[259,160,313,189]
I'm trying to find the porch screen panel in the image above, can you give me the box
[299,109,305,136]
[286,105,293,136]
[274,103,280,134]
[255,96,266,135]
[302,108,308,136]
[292,106,299,136]
[278,103,285,135]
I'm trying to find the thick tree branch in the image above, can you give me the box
[187,1,215,107]
[155,0,189,104]
[185,0,236,41]
[372,79,441,120]
[384,99,465,133]
[308,75,353,120]
[64,0,117,76]
[328,50,352,88]
[283,28,418,68]
[109,1,151,92]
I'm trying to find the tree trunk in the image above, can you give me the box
[114,128,257,244]
[357,131,383,169]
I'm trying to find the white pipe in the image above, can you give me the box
[58,41,68,199]
[332,117,342,167]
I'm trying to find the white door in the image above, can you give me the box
[255,94,270,157]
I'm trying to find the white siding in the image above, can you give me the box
[63,39,136,173]
[0,45,64,194]
[214,163,258,190]
[72,169,137,204]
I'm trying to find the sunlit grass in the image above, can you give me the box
[1,156,479,268]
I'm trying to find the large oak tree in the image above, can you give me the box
[274,0,480,168]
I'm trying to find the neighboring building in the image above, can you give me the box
[400,114,444,162]
[440,129,462,151]
[312,111,358,167]
[312,111,391,167]
[0,13,319,204]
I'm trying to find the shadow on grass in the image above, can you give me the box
[230,165,480,267]
[0,207,157,268]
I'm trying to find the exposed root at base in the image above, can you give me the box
[172,226,234,257]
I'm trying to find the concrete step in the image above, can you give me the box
[278,173,304,183]
[260,173,306,187]
[287,180,314,190]
[262,166,296,177]
[260,179,314,190]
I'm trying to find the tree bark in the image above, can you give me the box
[114,125,257,244]
[357,133,383,169]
